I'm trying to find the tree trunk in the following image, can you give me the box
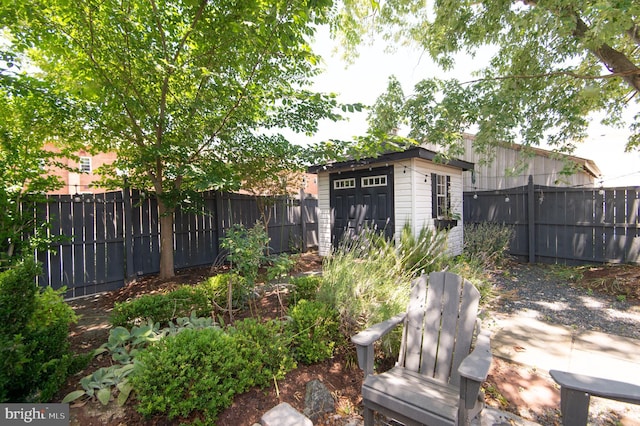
[157,198,175,279]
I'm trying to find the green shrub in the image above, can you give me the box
[199,272,248,311]
[110,285,210,327]
[265,253,297,281]
[289,300,340,364]
[463,222,514,267]
[131,319,296,423]
[229,318,296,382]
[0,257,39,336]
[0,258,77,402]
[221,223,269,286]
[289,275,322,305]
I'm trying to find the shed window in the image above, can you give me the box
[431,173,451,218]
[333,178,355,190]
[79,157,92,174]
[361,175,387,188]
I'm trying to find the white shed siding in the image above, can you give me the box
[393,160,414,243]
[393,159,464,256]
[317,171,332,256]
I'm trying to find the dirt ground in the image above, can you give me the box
[55,253,640,426]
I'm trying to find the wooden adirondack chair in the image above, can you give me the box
[351,271,492,426]
[550,370,640,426]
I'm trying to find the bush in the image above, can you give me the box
[199,272,249,312]
[131,318,296,423]
[221,223,269,286]
[110,285,210,327]
[289,275,322,305]
[289,300,340,364]
[265,253,297,282]
[229,318,296,382]
[464,222,514,267]
[0,258,77,402]
[317,224,495,356]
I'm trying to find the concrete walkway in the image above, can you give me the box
[488,309,640,384]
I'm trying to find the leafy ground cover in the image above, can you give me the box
[55,253,640,425]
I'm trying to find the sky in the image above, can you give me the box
[301,28,640,187]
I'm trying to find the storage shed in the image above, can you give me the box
[309,147,474,256]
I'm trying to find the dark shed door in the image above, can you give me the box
[330,166,394,246]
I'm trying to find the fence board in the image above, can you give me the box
[464,183,640,265]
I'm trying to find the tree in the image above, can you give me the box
[4,0,343,278]
[235,135,304,239]
[334,0,640,159]
[0,65,81,267]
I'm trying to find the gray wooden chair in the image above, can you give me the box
[351,271,492,426]
[550,370,640,426]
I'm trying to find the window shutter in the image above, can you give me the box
[446,175,451,213]
[431,173,437,218]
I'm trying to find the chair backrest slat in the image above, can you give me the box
[417,272,447,377]
[432,272,464,381]
[450,279,480,385]
[401,275,428,371]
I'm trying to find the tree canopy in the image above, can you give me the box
[2,0,345,277]
[0,72,81,266]
[335,0,640,159]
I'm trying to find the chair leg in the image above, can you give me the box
[560,387,590,426]
[363,405,374,426]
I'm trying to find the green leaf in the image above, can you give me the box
[62,390,86,403]
[97,388,111,406]
[116,382,133,406]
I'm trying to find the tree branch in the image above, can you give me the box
[627,24,640,47]
[573,14,640,93]
[519,0,640,93]
[462,68,640,85]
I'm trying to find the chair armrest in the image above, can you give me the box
[458,329,492,382]
[351,313,406,376]
[550,370,640,405]
[351,313,406,347]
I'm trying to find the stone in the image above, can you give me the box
[303,379,335,422]
[260,402,312,426]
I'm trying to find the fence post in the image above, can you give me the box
[528,175,536,263]
[300,189,307,253]
[123,183,136,282]
[214,191,225,250]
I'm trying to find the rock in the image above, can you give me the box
[303,379,335,421]
[261,402,312,426]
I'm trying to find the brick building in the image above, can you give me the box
[45,144,117,195]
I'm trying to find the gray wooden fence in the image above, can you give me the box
[464,176,640,265]
[34,189,318,298]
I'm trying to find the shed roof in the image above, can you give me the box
[308,146,474,174]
